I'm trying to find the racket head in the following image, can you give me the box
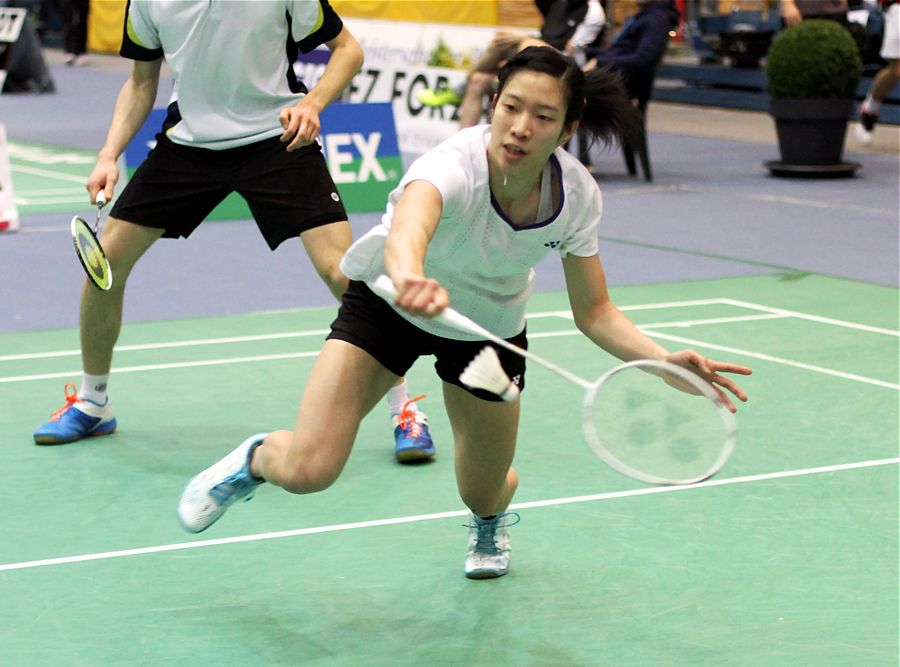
[582,359,737,486]
[71,216,113,291]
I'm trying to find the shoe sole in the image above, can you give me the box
[34,425,117,446]
[395,447,436,463]
[465,568,508,580]
[854,124,874,145]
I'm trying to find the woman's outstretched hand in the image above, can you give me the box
[663,349,752,413]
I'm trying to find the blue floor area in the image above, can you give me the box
[2,59,897,333]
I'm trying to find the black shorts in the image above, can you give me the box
[110,133,348,250]
[328,281,527,402]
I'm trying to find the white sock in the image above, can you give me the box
[80,372,109,405]
[386,379,415,416]
[862,96,879,114]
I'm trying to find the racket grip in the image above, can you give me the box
[96,191,108,208]
[370,275,491,339]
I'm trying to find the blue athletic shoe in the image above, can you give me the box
[177,433,267,533]
[34,383,117,445]
[393,396,436,462]
[464,512,521,579]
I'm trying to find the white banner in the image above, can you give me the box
[0,122,20,232]
[298,19,528,153]
[296,57,467,154]
[342,18,510,69]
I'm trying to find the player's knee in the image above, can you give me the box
[280,449,343,494]
[319,266,349,300]
[280,465,339,494]
[891,60,900,79]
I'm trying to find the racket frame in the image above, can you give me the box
[71,194,113,291]
[582,359,738,486]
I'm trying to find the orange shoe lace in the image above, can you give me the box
[49,382,79,421]
[397,394,427,438]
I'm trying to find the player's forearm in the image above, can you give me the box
[564,254,668,362]
[384,183,443,281]
[98,64,161,161]
[581,304,669,363]
[303,36,364,112]
[384,229,429,281]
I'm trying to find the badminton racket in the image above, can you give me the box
[371,275,739,486]
[71,192,112,291]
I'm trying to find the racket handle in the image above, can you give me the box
[370,275,492,339]
[96,191,108,208]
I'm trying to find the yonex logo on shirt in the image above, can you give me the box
[544,241,560,248]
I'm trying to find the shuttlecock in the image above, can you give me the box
[460,346,520,402]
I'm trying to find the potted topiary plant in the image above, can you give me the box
[764,19,863,177]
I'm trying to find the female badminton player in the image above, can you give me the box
[177,47,751,579]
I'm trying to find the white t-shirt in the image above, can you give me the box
[121,0,343,150]
[341,125,602,341]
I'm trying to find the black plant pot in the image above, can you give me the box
[766,98,860,177]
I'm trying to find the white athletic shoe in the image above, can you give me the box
[464,512,520,579]
[177,433,268,533]
[854,122,874,146]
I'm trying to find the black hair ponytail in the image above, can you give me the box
[580,64,643,150]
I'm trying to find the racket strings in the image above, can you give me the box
[587,368,730,484]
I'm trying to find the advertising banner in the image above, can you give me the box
[299,19,516,153]
[123,103,401,219]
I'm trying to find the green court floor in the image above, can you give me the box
[1,274,897,666]
[6,140,96,215]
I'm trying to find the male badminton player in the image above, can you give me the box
[33,0,436,462]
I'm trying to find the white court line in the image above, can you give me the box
[0,329,331,362]
[526,302,900,336]
[1,303,739,362]
[0,351,320,383]
[10,164,87,184]
[15,196,90,206]
[719,298,900,337]
[0,311,771,363]
[645,331,900,390]
[3,302,895,388]
[0,313,790,382]
[1,457,896,574]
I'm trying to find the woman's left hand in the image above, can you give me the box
[663,349,752,413]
